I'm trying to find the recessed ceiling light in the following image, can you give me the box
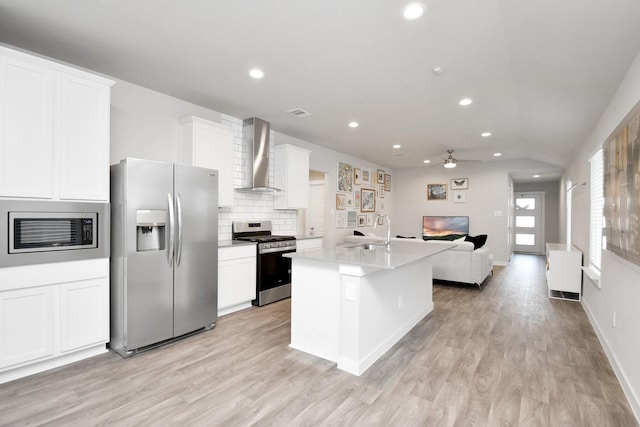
[348,121,359,128]
[533,173,541,178]
[481,132,492,137]
[423,160,431,164]
[493,152,502,157]
[401,3,426,20]
[459,98,473,106]
[432,66,444,75]
[393,144,401,149]
[249,68,264,79]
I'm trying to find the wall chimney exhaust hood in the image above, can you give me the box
[236,117,282,193]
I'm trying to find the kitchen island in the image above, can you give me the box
[284,241,453,376]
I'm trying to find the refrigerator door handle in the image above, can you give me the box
[176,193,183,267]
[167,192,175,267]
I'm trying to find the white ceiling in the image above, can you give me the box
[1,0,640,182]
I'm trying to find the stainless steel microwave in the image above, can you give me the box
[0,200,109,267]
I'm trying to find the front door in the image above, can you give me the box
[513,192,544,254]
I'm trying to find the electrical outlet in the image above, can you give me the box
[612,311,616,328]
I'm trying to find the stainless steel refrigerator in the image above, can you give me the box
[110,157,218,357]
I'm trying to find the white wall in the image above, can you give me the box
[565,50,640,419]
[109,78,392,244]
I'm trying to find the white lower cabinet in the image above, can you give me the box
[0,259,109,384]
[218,245,256,316]
[59,278,109,353]
[0,286,55,368]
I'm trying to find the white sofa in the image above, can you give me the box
[343,235,493,288]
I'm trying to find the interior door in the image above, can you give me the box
[513,192,544,254]
[173,164,219,336]
[307,179,326,236]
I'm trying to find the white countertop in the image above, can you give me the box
[285,241,454,270]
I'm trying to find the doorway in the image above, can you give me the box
[513,191,545,254]
[305,170,327,237]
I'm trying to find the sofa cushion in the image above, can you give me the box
[465,234,488,249]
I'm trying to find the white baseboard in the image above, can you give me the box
[582,300,640,424]
[0,344,107,385]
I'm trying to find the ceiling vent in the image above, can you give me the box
[286,108,312,118]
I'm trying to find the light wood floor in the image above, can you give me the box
[0,254,637,426]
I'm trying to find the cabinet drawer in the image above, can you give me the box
[219,245,256,262]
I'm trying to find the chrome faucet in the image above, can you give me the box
[374,212,391,248]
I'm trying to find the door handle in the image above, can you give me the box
[175,193,183,267]
[167,193,175,267]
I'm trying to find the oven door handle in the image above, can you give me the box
[167,193,175,267]
[259,247,297,255]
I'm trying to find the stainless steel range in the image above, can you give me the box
[232,220,296,306]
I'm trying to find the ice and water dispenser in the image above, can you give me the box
[136,209,166,252]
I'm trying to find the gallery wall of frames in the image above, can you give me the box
[335,162,391,228]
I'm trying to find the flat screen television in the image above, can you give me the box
[422,216,469,240]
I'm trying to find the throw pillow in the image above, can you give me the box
[465,234,488,249]
[354,230,365,236]
[396,235,416,239]
[454,235,467,242]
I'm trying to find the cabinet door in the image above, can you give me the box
[0,55,56,198]
[58,74,111,201]
[274,145,310,209]
[59,277,109,353]
[180,118,234,207]
[218,257,256,310]
[218,259,236,310]
[0,286,55,368]
[286,147,310,208]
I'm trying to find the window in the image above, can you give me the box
[590,150,604,269]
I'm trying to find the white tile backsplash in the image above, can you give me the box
[217,114,297,241]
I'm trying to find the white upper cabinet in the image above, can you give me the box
[58,74,112,201]
[273,144,311,209]
[0,54,56,199]
[180,116,235,207]
[0,45,114,202]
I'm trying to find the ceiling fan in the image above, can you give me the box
[441,149,479,169]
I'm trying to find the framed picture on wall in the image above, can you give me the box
[366,213,374,226]
[362,168,371,184]
[427,183,448,200]
[451,178,469,190]
[346,192,354,208]
[378,185,385,198]
[361,188,376,212]
[354,167,362,185]
[336,193,346,210]
[377,169,385,184]
[358,215,366,227]
[384,174,391,191]
[347,210,357,227]
[337,162,353,192]
[452,190,466,203]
